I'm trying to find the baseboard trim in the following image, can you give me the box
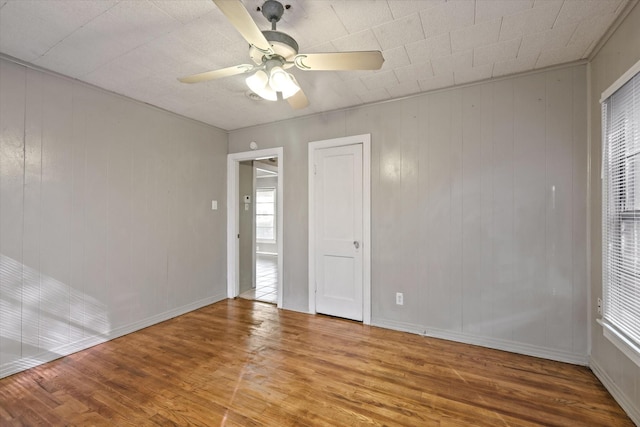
[372,318,589,366]
[0,293,226,379]
[590,356,640,426]
[371,318,425,335]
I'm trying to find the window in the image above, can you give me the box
[256,188,276,242]
[601,64,640,365]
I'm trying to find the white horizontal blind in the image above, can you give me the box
[256,188,276,241]
[602,69,640,349]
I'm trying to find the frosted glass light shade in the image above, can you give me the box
[269,66,289,91]
[246,70,277,101]
[269,66,300,98]
[246,68,300,101]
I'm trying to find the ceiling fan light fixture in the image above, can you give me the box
[268,66,300,98]
[268,66,288,91]
[246,70,277,101]
[281,74,301,98]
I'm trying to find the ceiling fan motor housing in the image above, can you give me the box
[249,30,299,68]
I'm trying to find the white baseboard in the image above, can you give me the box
[283,304,312,315]
[372,318,589,366]
[0,292,226,379]
[590,356,640,426]
[371,318,425,335]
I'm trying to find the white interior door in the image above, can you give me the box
[314,143,363,321]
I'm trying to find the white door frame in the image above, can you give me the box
[308,134,371,324]
[227,147,284,308]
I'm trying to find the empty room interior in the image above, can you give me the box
[1,0,640,425]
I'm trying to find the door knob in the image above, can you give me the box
[354,241,360,249]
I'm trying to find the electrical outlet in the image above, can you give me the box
[396,292,403,306]
[597,297,602,315]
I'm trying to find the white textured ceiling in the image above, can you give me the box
[0,0,631,130]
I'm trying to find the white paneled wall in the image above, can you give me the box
[0,58,227,378]
[229,64,588,364]
[589,4,640,424]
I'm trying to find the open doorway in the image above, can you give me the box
[238,160,279,304]
[227,148,283,308]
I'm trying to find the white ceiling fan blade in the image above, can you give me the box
[213,0,273,55]
[293,51,384,71]
[178,64,255,84]
[287,87,309,109]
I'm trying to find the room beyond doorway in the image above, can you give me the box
[239,253,278,304]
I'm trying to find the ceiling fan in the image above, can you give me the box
[178,0,385,109]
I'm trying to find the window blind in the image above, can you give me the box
[256,188,276,241]
[602,69,640,351]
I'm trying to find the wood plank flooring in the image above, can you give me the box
[0,298,634,426]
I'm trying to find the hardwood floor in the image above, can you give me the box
[0,298,633,426]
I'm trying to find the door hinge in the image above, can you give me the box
[237,233,240,239]
[314,163,317,175]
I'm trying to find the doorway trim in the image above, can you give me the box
[308,134,371,324]
[227,147,284,308]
